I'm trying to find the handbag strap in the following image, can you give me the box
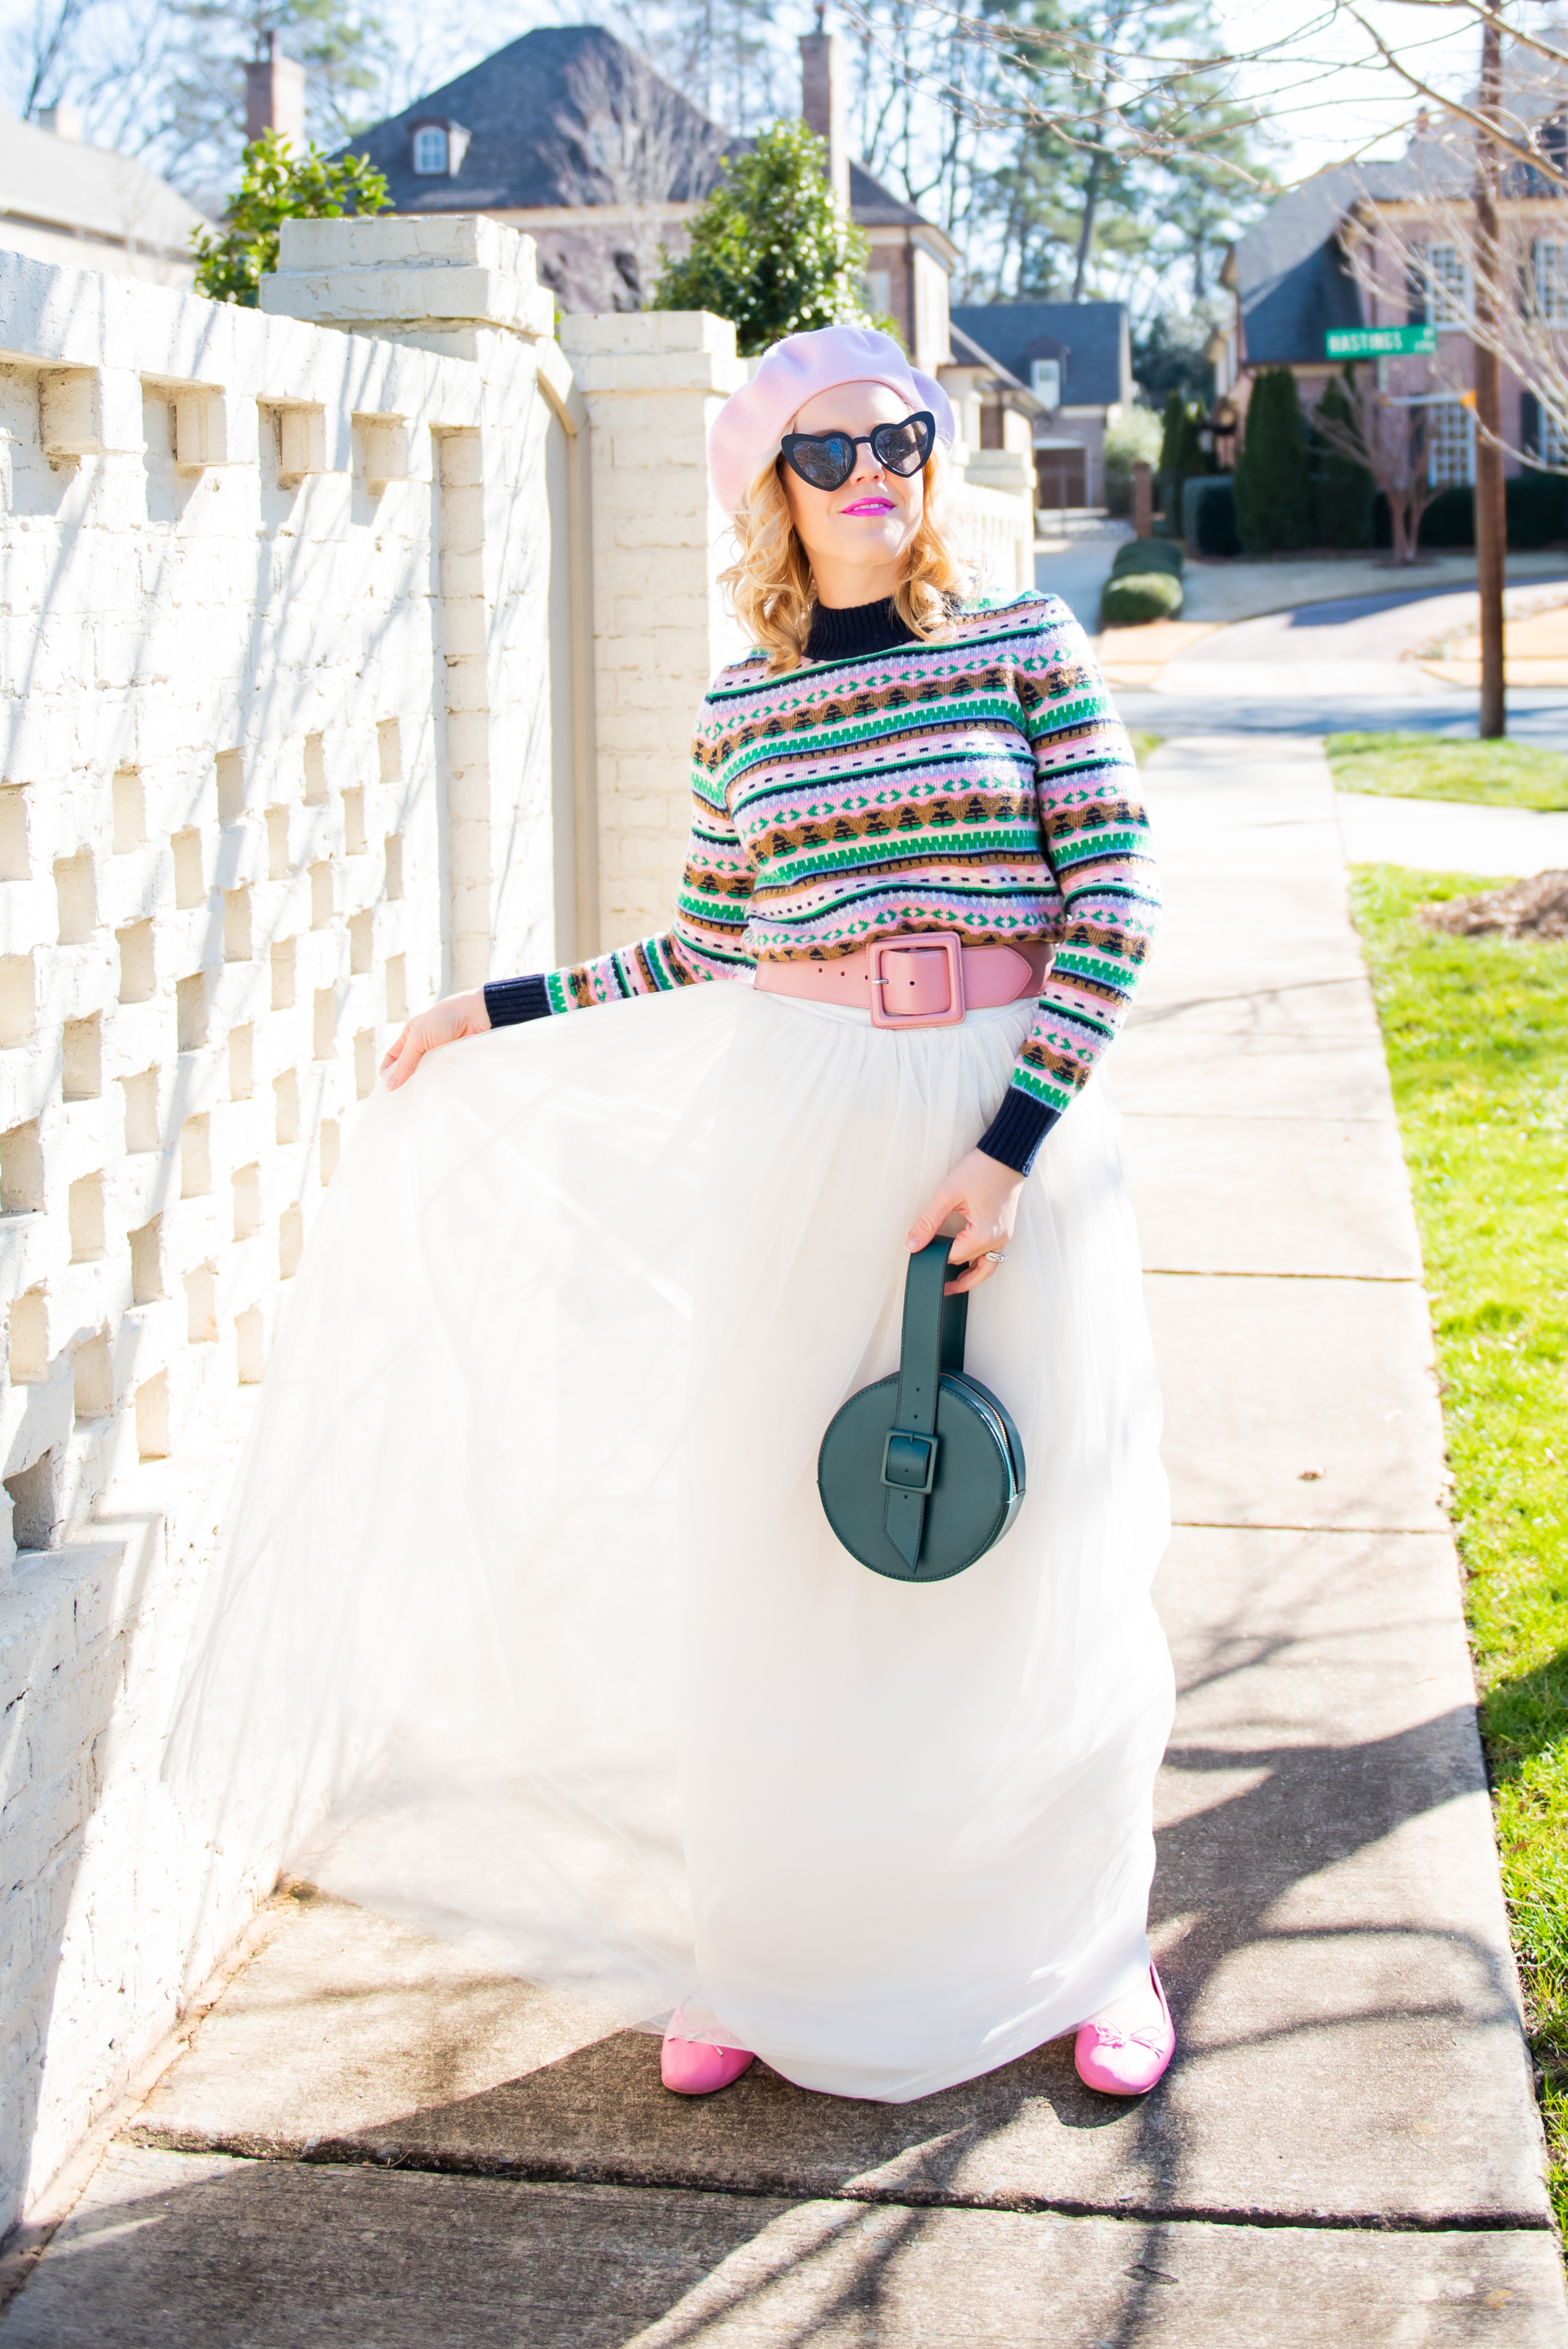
[882,1233,967,1573]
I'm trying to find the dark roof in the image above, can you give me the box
[949,301,1131,407]
[337,25,724,214]
[339,22,942,239]
[849,159,924,228]
[945,322,1040,406]
[1228,151,1470,366]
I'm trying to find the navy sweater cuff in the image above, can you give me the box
[977,1087,1061,1176]
[484,975,551,1027]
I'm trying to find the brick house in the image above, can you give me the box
[338,23,960,377]
[1214,133,1560,489]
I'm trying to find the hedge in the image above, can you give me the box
[1100,571,1184,626]
[1111,537,1183,578]
[1370,473,1568,553]
[1182,476,1241,557]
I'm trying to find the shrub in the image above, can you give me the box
[1156,390,1209,529]
[1507,471,1568,549]
[652,119,878,355]
[1233,369,1313,553]
[1369,476,1568,552]
[1100,570,1184,626]
[1158,389,1204,476]
[193,132,389,307]
[1111,537,1183,577]
[1183,474,1241,557]
[1311,376,1374,548]
[1103,408,1163,516]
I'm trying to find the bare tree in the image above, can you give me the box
[542,38,726,311]
[1310,367,1443,565]
[17,0,98,117]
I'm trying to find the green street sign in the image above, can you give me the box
[1325,324,1438,358]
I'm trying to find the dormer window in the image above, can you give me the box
[410,117,470,176]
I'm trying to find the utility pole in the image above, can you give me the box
[1474,9,1507,738]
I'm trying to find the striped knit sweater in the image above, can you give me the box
[486,589,1159,1175]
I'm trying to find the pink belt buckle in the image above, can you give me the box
[868,934,965,1029]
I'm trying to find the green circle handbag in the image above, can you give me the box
[817,1232,1026,1582]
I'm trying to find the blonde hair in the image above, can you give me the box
[719,447,973,674]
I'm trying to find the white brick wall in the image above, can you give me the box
[0,221,566,2235]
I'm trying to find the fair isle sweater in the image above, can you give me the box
[485,590,1159,1175]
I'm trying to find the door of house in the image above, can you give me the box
[1034,446,1086,510]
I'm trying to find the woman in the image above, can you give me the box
[172,325,1175,2106]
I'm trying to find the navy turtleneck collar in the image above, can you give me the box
[805,597,919,663]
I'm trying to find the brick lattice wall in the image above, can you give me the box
[0,229,561,2233]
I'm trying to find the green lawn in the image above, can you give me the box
[1351,865,1568,2231]
[1328,733,1568,810]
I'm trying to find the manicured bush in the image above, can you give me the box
[1310,377,1374,548]
[1507,471,1568,548]
[1233,369,1313,553]
[1183,474,1241,556]
[1111,537,1183,578]
[1099,570,1184,626]
[1371,476,1568,552]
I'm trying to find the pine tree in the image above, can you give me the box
[652,119,879,356]
[1233,369,1313,553]
[1158,389,1188,474]
[1311,373,1375,548]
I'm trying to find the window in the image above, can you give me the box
[1541,406,1568,468]
[1428,397,1474,487]
[1030,359,1061,408]
[1533,240,1568,323]
[1426,243,1468,327]
[413,125,448,175]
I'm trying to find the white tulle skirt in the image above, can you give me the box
[170,983,1174,2103]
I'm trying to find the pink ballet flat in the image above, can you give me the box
[1073,1966,1175,2097]
[660,2032,756,2096]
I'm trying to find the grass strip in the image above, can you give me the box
[1127,732,1163,765]
[1350,864,1568,2235]
[1328,733,1568,811]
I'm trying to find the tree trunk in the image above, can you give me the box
[1390,497,1409,565]
[1071,149,1104,304]
[1474,14,1507,737]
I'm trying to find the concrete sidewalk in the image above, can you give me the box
[1336,789,1568,876]
[1,741,1564,2345]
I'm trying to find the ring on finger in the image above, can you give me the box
[981,1250,1007,1265]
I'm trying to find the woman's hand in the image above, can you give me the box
[380,988,491,1090]
[907,1148,1025,1294]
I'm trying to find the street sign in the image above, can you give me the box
[1325,325,1438,358]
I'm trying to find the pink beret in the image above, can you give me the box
[708,324,955,514]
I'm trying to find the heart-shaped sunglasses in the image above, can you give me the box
[779,410,936,494]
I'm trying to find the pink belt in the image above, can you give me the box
[753,933,1048,1030]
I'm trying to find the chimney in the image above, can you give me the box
[246,30,306,150]
[800,7,849,212]
[38,103,84,140]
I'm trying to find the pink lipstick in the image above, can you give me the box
[841,496,895,515]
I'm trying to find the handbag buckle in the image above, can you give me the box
[881,1429,937,1495]
[867,933,965,1029]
